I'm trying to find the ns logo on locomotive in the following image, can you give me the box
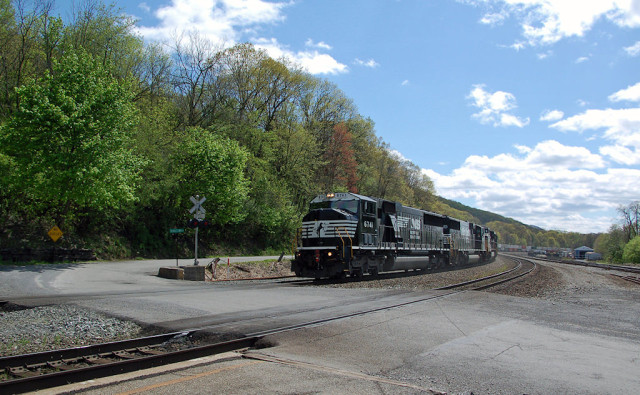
[291,193,498,279]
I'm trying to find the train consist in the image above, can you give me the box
[291,192,498,279]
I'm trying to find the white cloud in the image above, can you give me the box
[551,107,640,136]
[599,145,640,165]
[608,82,640,102]
[138,2,151,13]
[550,107,640,165]
[136,0,347,75]
[423,140,636,232]
[388,149,410,162]
[575,56,590,63]
[296,51,349,75]
[624,41,640,56]
[468,84,530,127]
[480,11,508,25]
[540,109,564,122]
[510,41,526,51]
[473,0,640,47]
[537,50,553,59]
[499,113,529,128]
[137,0,287,43]
[255,38,348,75]
[514,144,532,154]
[305,39,332,50]
[401,80,410,86]
[354,58,379,68]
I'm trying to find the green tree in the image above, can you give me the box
[622,236,640,263]
[170,127,249,226]
[600,225,626,263]
[622,236,640,264]
[0,48,143,227]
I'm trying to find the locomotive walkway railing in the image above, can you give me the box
[335,226,353,260]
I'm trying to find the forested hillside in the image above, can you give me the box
[0,1,441,257]
[434,197,598,249]
[0,1,597,259]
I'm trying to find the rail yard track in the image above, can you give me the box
[611,274,640,285]
[1,255,535,394]
[506,253,640,274]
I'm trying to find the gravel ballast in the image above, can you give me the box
[319,256,515,291]
[0,304,142,356]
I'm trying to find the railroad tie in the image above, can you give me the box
[8,366,39,378]
[84,355,113,365]
[137,346,165,355]
[47,360,75,371]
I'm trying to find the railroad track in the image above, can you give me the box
[0,255,533,394]
[504,253,640,274]
[612,274,640,285]
[0,332,258,393]
[436,256,535,291]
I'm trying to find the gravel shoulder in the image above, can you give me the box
[0,304,142,356]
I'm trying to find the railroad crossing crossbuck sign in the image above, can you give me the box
[189,195,206,265]
[189,195,206,219]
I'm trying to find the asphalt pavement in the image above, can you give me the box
[2,258,638,394]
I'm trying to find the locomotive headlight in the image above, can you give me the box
[327,251,333,257]
[326,193,335,198]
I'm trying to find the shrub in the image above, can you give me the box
[622,236,640,264]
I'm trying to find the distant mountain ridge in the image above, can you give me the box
[434,196,597,248]
[436,196,522,225]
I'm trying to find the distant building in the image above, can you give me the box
[574,246,594,259]
[586,252,602,261]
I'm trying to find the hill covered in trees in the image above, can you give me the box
[0,1,599,259]
[433,197,598,249]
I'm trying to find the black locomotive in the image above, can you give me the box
[291,192,498,279]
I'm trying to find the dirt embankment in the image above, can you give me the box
[206,259,294,281]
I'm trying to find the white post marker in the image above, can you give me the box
[189,195,206,265]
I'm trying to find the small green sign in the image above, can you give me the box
[170,228,185,234]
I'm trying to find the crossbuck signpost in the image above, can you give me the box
[189,195,206,265]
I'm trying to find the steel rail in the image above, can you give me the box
[473,258,536,290]
[435,259,523,290]
[0,334,258,394]
[0,332,190,370]
[246,256,532,338]
[611,274,640,285]
[503,253,640,274]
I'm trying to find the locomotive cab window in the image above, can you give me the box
[310,199,359,215]
[363,201,376,215]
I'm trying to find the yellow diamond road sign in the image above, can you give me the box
[48,226,63,242]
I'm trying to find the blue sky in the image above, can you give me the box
[55,0,640,233]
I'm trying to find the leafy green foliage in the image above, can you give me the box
[171,128,249,226]
[594,226,625,263]
[622,236,640,264]
[1,48,143,226]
